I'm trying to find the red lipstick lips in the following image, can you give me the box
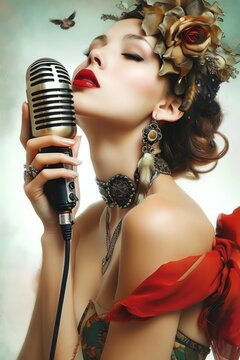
[73,69,100,89]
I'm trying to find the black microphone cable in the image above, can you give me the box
[49,220,72,360]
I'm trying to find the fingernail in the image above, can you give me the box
[22,101,28,112]
[74,136,82,150]
[76,135,82,145]
[73,158,82,165]
[72,171,79,178]
[61,138,75,145]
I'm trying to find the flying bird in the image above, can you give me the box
[49,11,76,30]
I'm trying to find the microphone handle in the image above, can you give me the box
[40,146,78,213]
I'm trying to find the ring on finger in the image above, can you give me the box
[24,164,40,182]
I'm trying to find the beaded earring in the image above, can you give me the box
[137,114,165,201]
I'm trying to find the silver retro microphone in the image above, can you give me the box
[26,58,78,360]
[26,58,78,233]
[26,57,76,138]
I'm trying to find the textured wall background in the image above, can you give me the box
[0,0,239,358]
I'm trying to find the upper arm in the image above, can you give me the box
[71,200,105,252]
[71,201,105,321]
[101,196,213,359]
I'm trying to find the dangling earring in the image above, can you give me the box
[142,113,162,156]
[137,113,171,202]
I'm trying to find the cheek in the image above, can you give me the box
[98,70,163,123]
[119,65,164,99]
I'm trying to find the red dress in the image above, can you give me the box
[106,207,240,360]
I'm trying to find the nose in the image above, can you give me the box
[88,48,104,68]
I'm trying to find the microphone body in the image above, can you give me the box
[26,58,78,214]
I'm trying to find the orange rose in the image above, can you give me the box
[166,16,214,56]
[159,15,222,77]
[181,25,211,55]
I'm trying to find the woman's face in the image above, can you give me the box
[72,18,170,128]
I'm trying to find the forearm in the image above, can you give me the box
[18,229,78,360]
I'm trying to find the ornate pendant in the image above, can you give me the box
[96,174,138,209]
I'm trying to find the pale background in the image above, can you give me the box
[0,0,239,359]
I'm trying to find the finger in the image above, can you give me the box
[20,102,31,148]
[32,152,82,171]
[26,135,75,165]
[24,168,78,192]
[71,135,82,158]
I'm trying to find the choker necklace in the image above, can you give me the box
[96,155,171,209]
[96,172,139,209]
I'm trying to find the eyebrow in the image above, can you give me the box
[123,34,153,49]
[91,35,107,44]
[90,33,153,50]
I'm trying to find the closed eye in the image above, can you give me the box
[121,53,144,62]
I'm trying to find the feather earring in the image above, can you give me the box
[137,114,163,202]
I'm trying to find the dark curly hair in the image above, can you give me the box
[160,94,228,178]
[102,7,229,179]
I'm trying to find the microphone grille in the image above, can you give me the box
[26,58,76,138]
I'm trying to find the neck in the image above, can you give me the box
[79,115,148,181]
[78,115,171,210]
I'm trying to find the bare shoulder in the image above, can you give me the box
[125,190,214,256]
[115,185,214,299]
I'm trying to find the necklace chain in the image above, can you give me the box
[102,207,123,275]
[99,156,171,274]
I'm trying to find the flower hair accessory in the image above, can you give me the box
[102,0,240,111]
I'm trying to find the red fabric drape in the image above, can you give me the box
[106,208,240,360]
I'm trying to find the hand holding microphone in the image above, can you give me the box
[23,58,80,239]
[21,58,81,360]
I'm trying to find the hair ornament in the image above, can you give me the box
[103,0,240,112]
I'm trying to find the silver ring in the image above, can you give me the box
[24,164,40,182]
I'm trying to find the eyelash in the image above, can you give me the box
[83,50,144,62]
[121,53,144,62]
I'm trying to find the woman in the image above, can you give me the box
[18,1,240,359]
